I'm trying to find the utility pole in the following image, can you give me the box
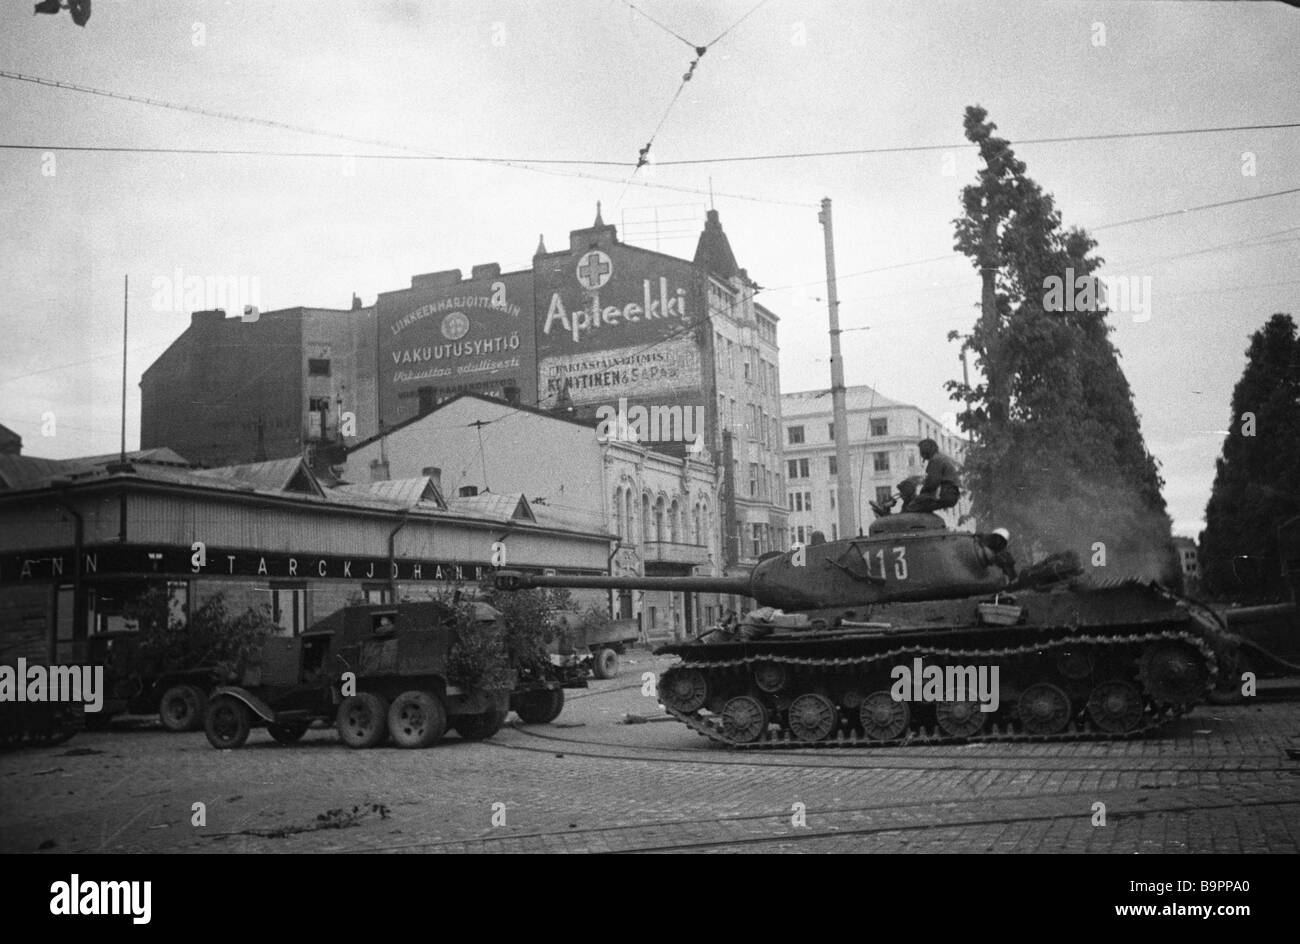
[120,274,128,466]
[818,198,855,541]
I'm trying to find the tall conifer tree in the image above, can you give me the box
[948,106,1171,577]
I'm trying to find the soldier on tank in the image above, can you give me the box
[869,475,924,517]
[903,439,961,514]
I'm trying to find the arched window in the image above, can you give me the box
[614,487,625,539]
[642,493,652,544]
[654,496,666,544]
[625,489,635,543]
[669,499,680,543]
[693,504,702,545]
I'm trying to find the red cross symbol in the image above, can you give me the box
[576,251,612,291]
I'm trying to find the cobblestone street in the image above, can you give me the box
[3,653,1299,854]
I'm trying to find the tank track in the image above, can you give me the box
[659,628,1217,749]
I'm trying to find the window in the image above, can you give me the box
[829,490,836,510]
[795,525,806,544]
[270,584,307,636]
[752,523,763,557]
[875,486,893,505]
[307,358,331,377]
[828,456,837,476]
[831,523,837,541]
[789,491,796,511]
[749,404,759,438]
[828,423,835,440]
[730,398,736,430]
[788,425,805,444]
[760,408,767,445]
[363,584,393,605]
[744,357,751,382]
[760,463,768,500]
[749,463,759,497]
[727,340,735,377]
[788,458,809,479]
[308,397,330,413]
[873,452,890,472]
[871,417,888,437]
[798,458,809,478]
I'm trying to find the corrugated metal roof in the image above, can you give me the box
[446,492,534,523]
[334,477,447,508]
[192,457,323,496]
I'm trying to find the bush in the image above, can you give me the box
[119,587,276,681]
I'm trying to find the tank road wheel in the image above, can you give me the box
[204,696,251,750]
[337,693,389,749]
[1086,681,1144,733]
[1017,683,1072,735]
[1139,642,1209,706]
[514,688,564,725]
[659,667,708,713]
[592,647,619,679]
[935,701,987,738]
[267,723,309,744]
[720,695,769,744]
[787,693,838,743]
[387,691,448,748]
[454,708,507,741]
[859,691,910,741]
[752,662,788,694]
[159,684,205,733]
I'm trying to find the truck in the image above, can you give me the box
[202,600,516,749]
[551,610,640,680]
[85,629,222,732]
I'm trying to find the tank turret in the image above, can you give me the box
[495,514,1015,609]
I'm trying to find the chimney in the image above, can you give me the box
[410,268,463,291]
[190,309,226,327]
[351,293,362,310]
[369,458,390,482]
[421,466,442,489]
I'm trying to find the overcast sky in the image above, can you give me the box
[1,0,1297,538]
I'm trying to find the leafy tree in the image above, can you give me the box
[118,587,275,681]
[947,105,1173,578]
[1200,313,1300,600]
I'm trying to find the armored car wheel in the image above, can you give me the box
[859,691,910,741]
[514,687,564,725]
[787,693,838,742]
[267,723,309,744]
[1086,681,1144,733]
[1017,683,1072,735]
[454,708,507,741]
[719,695,768,743]
[337,693,389,749]
[159,684,205,733]
[935,700,987,738]
[387,691,447,748]
[204,696,251,749]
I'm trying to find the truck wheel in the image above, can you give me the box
[267,723,309,744]
[387,691,447,748]
[454,708,507,741]
[204,696,251,749]
[514,688,564,724]
[593,647,619,679]
[337,693,389,749]
[159,684,204,733]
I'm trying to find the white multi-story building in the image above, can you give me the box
[781,386,972,542]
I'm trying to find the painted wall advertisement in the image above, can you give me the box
[377,270,536,427]
[535,243,705,454]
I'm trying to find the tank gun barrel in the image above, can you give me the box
[494,570,755,596]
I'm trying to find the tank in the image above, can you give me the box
[494,512,1242,748]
